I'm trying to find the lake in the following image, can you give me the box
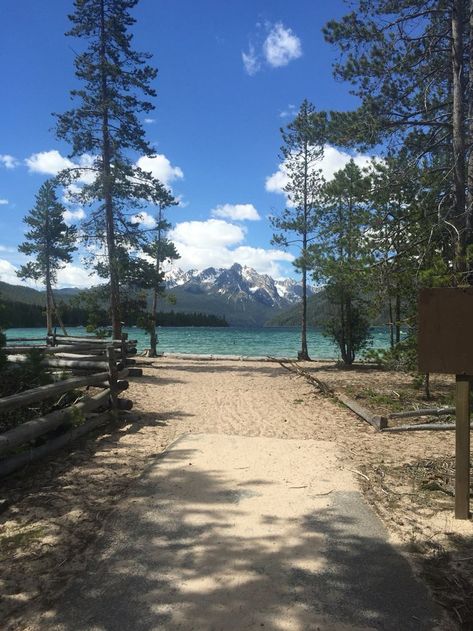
[5,326,399,360]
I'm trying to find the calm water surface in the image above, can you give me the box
[5,326,399,360]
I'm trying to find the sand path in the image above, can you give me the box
[3,358,469,629]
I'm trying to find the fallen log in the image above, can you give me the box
[0,371,110,413]
[0,388,111,456]
[388,407,455,420]
[0,410,113,478]
[382,423,473,432]
[336,393,388,430]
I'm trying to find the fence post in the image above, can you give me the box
[107,346,119,418]
[121,332,128,364]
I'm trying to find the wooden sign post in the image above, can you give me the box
[418,288,473,520]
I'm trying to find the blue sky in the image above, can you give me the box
[0,0,370,288]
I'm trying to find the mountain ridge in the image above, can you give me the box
[0,264,316,326]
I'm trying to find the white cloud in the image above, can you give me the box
[170,219,245,248]
[0,259,21,284]
[136,154,184,188]
[0,199,9,205]
[211,203,261,221]
[0,256,99,289]
[25,149,74,175]
[242,45,260,76]
[263,23,302,68]
[131,211,156,228]
[25,150,96,185]
[265,145,373,196]
[56,263,99,288]
[243,22,301,75]
[169,219,293,277]
[144,118,156,124]
[0,154,18,169]
[63,208,85,225]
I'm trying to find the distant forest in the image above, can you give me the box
[2,299,228,329]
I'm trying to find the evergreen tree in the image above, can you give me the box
[312,161,373,365]
[17,180,77,336]
[56,0,171,339]
[139,199,180,357]
[271,100,325,360]
[323,0,473,282]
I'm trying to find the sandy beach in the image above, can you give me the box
[1,358,472,629]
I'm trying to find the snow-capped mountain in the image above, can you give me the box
[164,263,317,324]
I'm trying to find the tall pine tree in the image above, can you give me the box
[17,180,77,336]
[271,100,325,360]
[57,0,171,338]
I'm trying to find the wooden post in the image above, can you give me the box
[107,346,119,417]
[455,375,471,519]
[121,332,128,364]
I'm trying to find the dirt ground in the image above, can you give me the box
[1,358,472,630]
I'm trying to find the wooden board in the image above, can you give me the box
[418,287,473,374]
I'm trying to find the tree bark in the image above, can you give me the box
[451,0,467,281]
[466,0,473,279]
[298,140,310,361]
[100,0,121,340]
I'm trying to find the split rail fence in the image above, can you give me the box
[0,333,143,478]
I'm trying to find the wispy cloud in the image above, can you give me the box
[144,117,156,124]
[0,154,18,169]
[279,104,298,119]
[0,199,9,205]
[211,203,261,221]
[242,45,260,76]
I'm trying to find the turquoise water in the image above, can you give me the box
[5,326,399,360]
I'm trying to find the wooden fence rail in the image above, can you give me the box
[0,334,140,478]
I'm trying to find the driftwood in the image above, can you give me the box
[0,410,113,478]
[388,407,455,419]
[0,372,110,413]
[0,388,111,456]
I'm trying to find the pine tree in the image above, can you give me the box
[323,0,472,282]
[140,200,180,357]
[271,100,325,360]
[312,161,373,365]
[56,0,170,338]
[17,180,77,336]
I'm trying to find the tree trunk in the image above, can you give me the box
[466,0,473,280]
[45,268,53,337]
[395,292,401,345]
[388,298,394,349]
[149,205,163,358]
[298,141,310,362]
[50,290,68,336]
[451,0,467,281]
[100,0,121,340]
[149,288,158,357]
